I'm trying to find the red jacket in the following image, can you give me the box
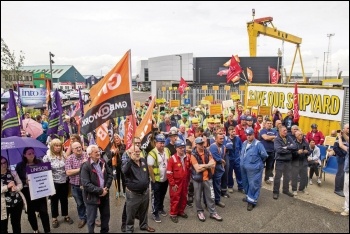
[235,124,247,142]
[305,131,325,145]
[166,154,190,187]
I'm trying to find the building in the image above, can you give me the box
[1,70,34,89]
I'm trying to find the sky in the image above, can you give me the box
[1,1,349,78]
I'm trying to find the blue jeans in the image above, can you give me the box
[71,185,87,221]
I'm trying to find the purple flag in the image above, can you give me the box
[79,88,84,117]
[47,89,64,138]
[1,89,21,137]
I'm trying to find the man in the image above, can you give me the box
[65,142,88,228]
[240,127,268,211]
[336,131,349,216]
[122,145,155,233]
[273,126,298,199]
[273,120,282,132]
[191,137,223,222]
[204,118,215,140]
[291,130,310,196]
[170,108,182,125]
[147,134,171,223]
[290,125,299,141]
[308,139,322,185]
[224,113,237,136]
[159,115,177,135]
[165,130,178,156]
[333,123,349,197]
[259,119,278,184]
[80,145,113,233]
[226,126,243,193]
[187,118,199,137]
[253,115,264,139]
[35,115,48,144]
[235,115,248,143]
[209,133,226,208]
[282,110,298,135]
[246,115,254,128]
[178,124,188,143]
[166,140,190,223]
[178,112,190,129]
[306,124,325,145]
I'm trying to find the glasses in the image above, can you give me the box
[73,146,82,150]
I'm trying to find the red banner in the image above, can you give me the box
[293,82,300,122]
[226,55,242,83]
[269,67,280,84]
[178,77,188,95]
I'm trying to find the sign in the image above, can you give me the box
[20,88,47,106]
[212,86,219,91]
[324,136,336,146]
[26,162,55,200]
[247,85,344,121]
[204,96,213,102]
[224,85,231,91]
[134,101,140,108]
[239,86,246,91]
[156,98,166,104]
[161,87,166,91]
[222,100,234,109]
[258,106,272,116]
[202,85,208,90]
[209,104,222,115]
[184,99,191,104]
[170,100,180,107]
[247,99,258,107]
[169,87,173,91]
[200,100,211,105]
[173,87,178,91]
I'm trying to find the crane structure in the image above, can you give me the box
[247,9,306,82]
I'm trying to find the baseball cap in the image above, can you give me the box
[244,127,254,135]
[195,137,204,144]
[240,115,247,120]
[155,134,166,142]
[246,115,253,121]
[175,140,186,148]
[311,124,318,129]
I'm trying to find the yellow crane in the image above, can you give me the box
[247,9,306,82]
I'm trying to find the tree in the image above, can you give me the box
[1,37,25,89]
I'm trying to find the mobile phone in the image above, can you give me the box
[337,130,341,133]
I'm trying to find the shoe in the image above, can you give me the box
[170,216,178,223]
[265,180,272,184]
[247,203,254,211]
[197,212,206,222]
[95,219,101,227]
[273,193,279,200]
[317,178,322,185]
[242,197,247,202]
[238,189,244,193]
[78,219,86,228]
[215,201,225,208]
[210,213,223,221]
[309,179,313,185]
[159,210,167,217]
[222,193,230,198]
[121,224,126,232]
[299,189,309,195]
[64,216,74,224]
[52,219,59,228]
[292,191,298,196]
[152,214,161,223]
[334,191,345,197]
[340,210,349,216]
[228,188,234,193]
[140,226,155,232]
[178,213,188,218]
[283,191,294,197]
[116,192,119,198]
[186,202,193,208]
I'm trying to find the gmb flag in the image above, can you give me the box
[81,50,133,135]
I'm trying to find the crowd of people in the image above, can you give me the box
[1,98,349,233]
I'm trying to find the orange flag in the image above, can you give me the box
[135,96,155,148]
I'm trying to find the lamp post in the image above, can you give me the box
[175,55,182,79]
[49,52,55,89]
[198,68,202,84]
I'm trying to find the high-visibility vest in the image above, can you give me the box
[148,148,171,182]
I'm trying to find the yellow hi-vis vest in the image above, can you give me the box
[147,148,171,182]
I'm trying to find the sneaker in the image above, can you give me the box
[210,213,223,221]
[317,178,322,185]
[334,191,345,197]
[283,191,294,197]
[299,189,309,195]
[52,219,59,228]
[78,219,86,228]
[170,216,178,223]
[197,212,206,222]
[228,188,234,193]
[159,210,167,217]
[292,191,298,196]
[215,201,225,208]
[152,214,161,223]
[64,216,74,224]
[309,179,313,185]
[340,210,349,216]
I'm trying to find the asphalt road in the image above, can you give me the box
[132,91,152,103]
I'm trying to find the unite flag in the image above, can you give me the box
[178,78,188,95]
[269,67,280,84]
[293,82,300,123]
[226,55,243,83]
[81,50,133,135]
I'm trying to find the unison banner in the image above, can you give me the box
[26,162,55,200]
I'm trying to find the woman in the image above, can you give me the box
[43,139,74,228]
[1,156,26,233]
[109,134,126,198]
[15,147,51,233]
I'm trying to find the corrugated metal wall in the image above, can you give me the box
[342,86,349,126]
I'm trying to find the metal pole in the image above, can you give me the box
[198,68,201,84]
[49,52,55,89]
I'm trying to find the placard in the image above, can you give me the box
[204,96,213,102]
[184,99,190,105]
[231,93,240,100]
[170,100,180,107]
[161,87,166,92]
[26,162,55,200]
[169,87,173,91]
[212,86,219,91]
[134,101,140,108]
[239,85,246,91]
[222,100,234,109]
[247,99,258,107]
[156,98,166,104]
[324,136,336,146]
[209,104,222,115]
[224,85,231,91]
[200,100,211,105]
[202,85,208,90]
[258,106,272,116]
[173,87,178,90]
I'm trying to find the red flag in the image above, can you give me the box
[178,77,188,95]
[226,55,242,83]
[293,82,300,122]
[269,67,280,84]
[124,113,137,150]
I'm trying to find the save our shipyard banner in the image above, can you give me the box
[26,162,55,200]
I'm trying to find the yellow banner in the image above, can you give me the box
[156,98,166,104]
[170,100,180,107]
[231,94,240,100]
[212,86,219,91]
[324,136,336,146]
[247,99,258,107]
[209,104,222,115]
[201,100,211,105]
[258,106,271,116]
[202,85,208,90]
[169,87,173,90]
[161,87,166,91]
[204,96,213,102]
[224,85,230,91]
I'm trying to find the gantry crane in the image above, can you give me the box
[247,9,306,82]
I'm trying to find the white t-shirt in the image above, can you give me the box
[147,149,168,182]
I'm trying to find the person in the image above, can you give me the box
[109,134,126,198]
[80,145,113,233]
[305,124,325,145]
[282,110,298,135]
[273,126,298,200]
[166,140,191,223]
[259,119,277,184]
[147,134,171,223]
[122,145,155,232]
[240,127,268,211]
[333,123,349,197]
[191,137,223,222]
[65,142,88,229]
[224,113,237,136]
[337,130,349,216]
[235,115,248,143]
[308,139,322,185]
[291,131,310,196]
[15,147,51,233]
[209,133,226,208]
[165,130,178,156]
[159,115,177,135]
[1,156,25,234]
[272,108,282,128]
[36,115,48,144]
[43,138,74,228]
